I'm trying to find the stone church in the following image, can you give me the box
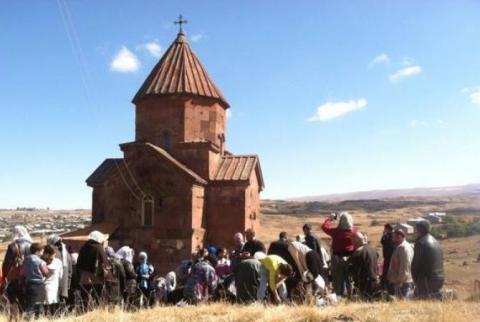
[80,30,264,271]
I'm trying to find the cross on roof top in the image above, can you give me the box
[174,14,188,34]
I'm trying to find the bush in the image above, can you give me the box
[431,221,480,239]
[444,215,457,224]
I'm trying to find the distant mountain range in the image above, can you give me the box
[288,183,480,202]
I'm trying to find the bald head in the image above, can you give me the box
[352,231,366,248]
[234,232,244,247]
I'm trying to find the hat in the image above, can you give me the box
[207,246,217,255]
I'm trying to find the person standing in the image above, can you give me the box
[105,247,126,306]
[268,232,297,273]
[24,243,48,317]
[136,251,154,306]
[387,229,414,298]
[411,221,444,299]
[243,229,266,257]
[47,234,73,303]
[2,225,33,313]
[42,245,63,315]
[321,212,357,296]
[350,232,379,299]
[76,231,109,310]
[303,224,323,259]
[380,224,395,293]
[230,232,246,272]
[116,246,137,309]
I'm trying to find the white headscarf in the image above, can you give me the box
[338,212,353,230]
[12,225,32,243]
[166,271,176,292]
[88,230,108,244]
[116,246,135,263]
[47,234,69,267]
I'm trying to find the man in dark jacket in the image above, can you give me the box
[350,232,379,299]
[267,232,300,296]
[380,224,395,294]
[267,232,295,266]
[303,224,322,257]
[411,221,444,299]
[243,229,266,257]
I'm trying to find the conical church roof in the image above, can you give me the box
[132,32,229,107]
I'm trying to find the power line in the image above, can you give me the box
[114,160,141,201]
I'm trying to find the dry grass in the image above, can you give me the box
[4,300,477,322]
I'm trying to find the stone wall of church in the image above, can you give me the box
[205,183,248,249]
[135,95,226,151]
[183,97,226,147]
[92,146,208,272]
[245,171,261,234]
[174,143,222,180]
[135,96,184,150]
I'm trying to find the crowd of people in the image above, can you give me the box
[0,212,445,318]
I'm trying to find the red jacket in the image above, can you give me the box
[321,218,357,255]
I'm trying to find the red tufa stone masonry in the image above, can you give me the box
[67,29,264,272]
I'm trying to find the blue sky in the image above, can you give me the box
[1,1,480,209]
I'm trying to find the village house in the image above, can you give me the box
[64,28,264,271]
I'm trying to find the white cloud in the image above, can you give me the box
[462,87,480,105]
[143,41,162,58]
[190,34,204,42]
[308,98,367,122]
[110,46,140,73]
[371,53,390,65]
[226,109,232,118]
[389,65,422,82]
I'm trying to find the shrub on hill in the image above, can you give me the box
[431,220,480,239]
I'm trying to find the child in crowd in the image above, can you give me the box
[215,248,231,278]
[24,243,48,317]
[42,245,63,315]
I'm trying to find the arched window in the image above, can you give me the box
[141,195,154,227]
[162,131,172,150]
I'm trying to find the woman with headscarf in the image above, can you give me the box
[154,271,176,304]
[2,225,33,312]
[104,246,126,306]
[135,251,154,306]
[76,230,109,310]
[183,250,218,304]
[47,234,73,304]
[116,246,138,308]
[321,212,357,296]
